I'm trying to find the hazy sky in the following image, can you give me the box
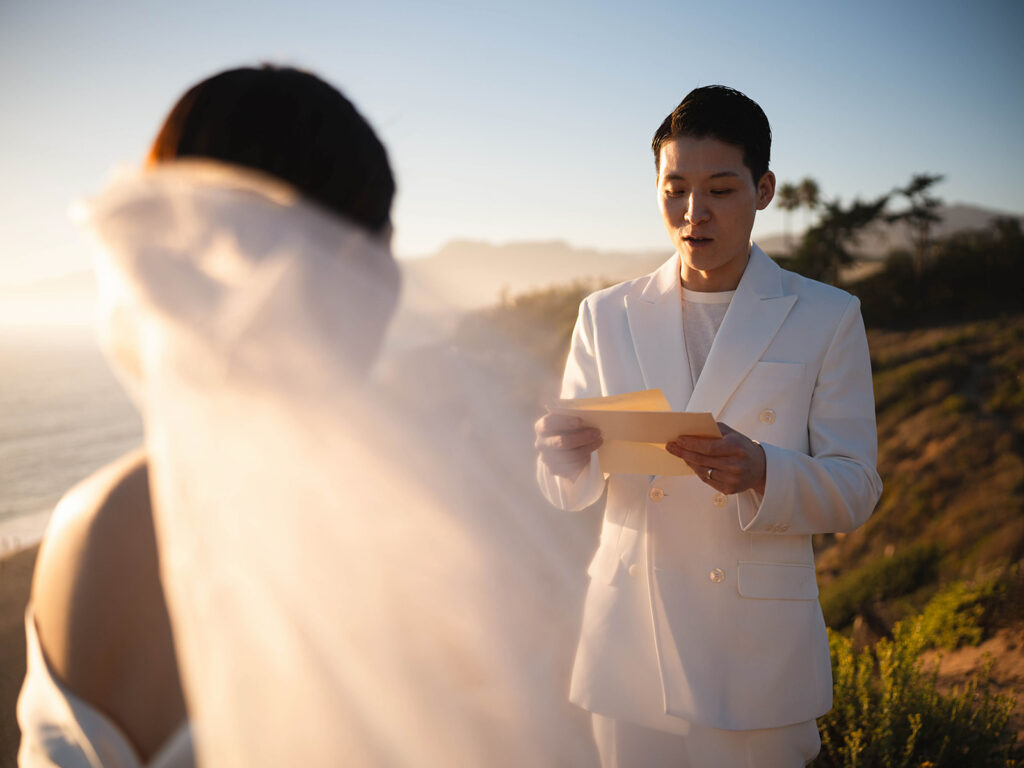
[1,0,1022,286]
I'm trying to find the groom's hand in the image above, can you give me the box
[666,422,766,496]
[535,414,602,480]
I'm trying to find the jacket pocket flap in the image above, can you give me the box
[737,561,818,600]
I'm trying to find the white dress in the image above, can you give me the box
[17,611,194,768]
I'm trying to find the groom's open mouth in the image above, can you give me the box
[682,235,713,248]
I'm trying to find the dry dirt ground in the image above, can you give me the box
[922,621,1024,744]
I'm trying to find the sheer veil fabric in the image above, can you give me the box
[77,160,595,767]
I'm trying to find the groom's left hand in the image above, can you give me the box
[666,422,766,496]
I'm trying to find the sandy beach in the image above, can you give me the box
[0,545,37,767]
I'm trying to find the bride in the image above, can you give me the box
[20,65,593,767]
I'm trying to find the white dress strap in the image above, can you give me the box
[16,608,194,768]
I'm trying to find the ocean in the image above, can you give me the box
[0,324,142,555]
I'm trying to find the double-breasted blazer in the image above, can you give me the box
[538,244,882,731]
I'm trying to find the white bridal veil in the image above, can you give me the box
[78,161,596,767]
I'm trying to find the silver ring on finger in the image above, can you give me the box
[705,467,713,481]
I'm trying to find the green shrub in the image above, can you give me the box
[815,583,1020,767]
[913,580,995,651]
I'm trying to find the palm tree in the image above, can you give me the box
[797,177,820,232]
[777,182,801,252]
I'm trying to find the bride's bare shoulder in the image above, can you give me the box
[30,446,187,758]
[31,447,152,665]
[32,448,164,675]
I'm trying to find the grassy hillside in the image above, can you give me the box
[816,315,1024,633]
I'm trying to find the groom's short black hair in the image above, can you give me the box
[148,65,394,234]
[651,85,771,183]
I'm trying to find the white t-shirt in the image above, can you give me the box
[682,286,735,387]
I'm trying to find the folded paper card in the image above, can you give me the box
[548,388,721,475]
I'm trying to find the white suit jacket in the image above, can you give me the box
[538,245,882,731]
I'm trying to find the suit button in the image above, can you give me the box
[628,564,640,578]
[709,568,725,583]
[712,493,727,507]
[759,408,776,425]
[649,487,665,502]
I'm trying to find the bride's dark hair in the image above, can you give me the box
[148,64,394,234]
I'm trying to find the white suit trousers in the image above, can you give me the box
[591,713,820,768]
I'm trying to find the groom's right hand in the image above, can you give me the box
[534,414,602,480]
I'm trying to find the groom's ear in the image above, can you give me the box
[756,171,776,210]
[378,220,394,248]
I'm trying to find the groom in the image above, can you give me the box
[535,86,881,767]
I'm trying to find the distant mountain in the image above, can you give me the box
[391,240,669,348]
[6,202,1017,334]
[404,203,1022,319]
[757,202,1022,259]
[400,239,669,313]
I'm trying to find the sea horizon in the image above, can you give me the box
[0,323,142,555]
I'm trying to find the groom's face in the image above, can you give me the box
[657,135,775,286]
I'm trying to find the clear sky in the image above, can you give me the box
[1,0,1022,286]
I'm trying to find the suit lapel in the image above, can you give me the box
[686,245,797,417]
[624,254,693,411]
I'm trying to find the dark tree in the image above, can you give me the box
[791,194,889,285]
[887,173,944,277]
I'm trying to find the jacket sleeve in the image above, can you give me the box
[536,298,607,511]
[736,295,882,534]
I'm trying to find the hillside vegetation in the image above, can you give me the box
[816,315,1024,627]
